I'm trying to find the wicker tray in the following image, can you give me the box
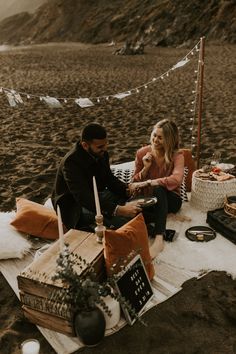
[224,196,236,218]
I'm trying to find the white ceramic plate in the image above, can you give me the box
[216,163,234,171]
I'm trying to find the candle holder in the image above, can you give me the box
[95,214,106,244]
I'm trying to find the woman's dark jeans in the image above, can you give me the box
[142,186,182,236]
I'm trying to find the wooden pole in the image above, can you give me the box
[196,37,205,169]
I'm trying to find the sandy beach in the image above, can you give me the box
[0,42,235,354]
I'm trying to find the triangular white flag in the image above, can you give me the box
[75,98,94,108]
[113,91,131,99]
[172,58,190,70]
[42,96,62,108]
[14,93,24,104]
[6,92,17,107]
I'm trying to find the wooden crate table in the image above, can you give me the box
[17,229,105,336]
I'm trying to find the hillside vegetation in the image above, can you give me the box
[0,0,235,46]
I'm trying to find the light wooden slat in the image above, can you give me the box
[151,288,168,302]
[23,306,73,336]
[20,291,72,320]
[155,261,198,288]
[20,229,101,286]
[152,276,181,297]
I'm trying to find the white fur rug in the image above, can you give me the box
[0,212,31,259]
[159,202,236,278]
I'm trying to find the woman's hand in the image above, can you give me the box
[132,181,150,189]
[128,182,143,195]
[128,181,150,195]
[142,152,153,168]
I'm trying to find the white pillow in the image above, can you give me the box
[0,211,31,259]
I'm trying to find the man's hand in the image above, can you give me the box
[116,200,142,217]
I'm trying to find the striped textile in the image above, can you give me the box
[111,161,188,202]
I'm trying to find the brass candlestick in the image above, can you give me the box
[95,214,106,244]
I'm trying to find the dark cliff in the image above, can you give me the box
[0,0,235,46]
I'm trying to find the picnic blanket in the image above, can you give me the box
[0,201,235,353]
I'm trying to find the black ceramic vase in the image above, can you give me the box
[74,307,106,346]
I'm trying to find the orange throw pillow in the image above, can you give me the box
[104,213,155,280]
[10,198,59,240]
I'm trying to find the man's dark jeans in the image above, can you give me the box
[77,189,130,231]
[77,186,182,236]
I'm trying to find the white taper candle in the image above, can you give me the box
[57,204,64,253]
[93,176,101,216]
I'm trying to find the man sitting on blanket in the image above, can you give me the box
[51,122,142,232]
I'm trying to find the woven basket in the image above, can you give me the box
[224,196,236,218]
[190,170,236,212]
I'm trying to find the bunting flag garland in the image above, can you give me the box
[42,96,62,108]
[0,37,205,165]
[188,45,202,160]
[14,92,24,104]
[0,39,201,110]
[172,57,190,69]
[5,92,17,107]
[75,97,94,108]
[113,91,132,99]
[4,90,24,107]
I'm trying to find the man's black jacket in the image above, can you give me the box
[51,142,127,229]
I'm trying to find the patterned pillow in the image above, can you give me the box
[111,161,188,202]
[179,148,196,192]
[180,167,188,202]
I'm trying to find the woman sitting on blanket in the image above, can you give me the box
[131,119,184,259]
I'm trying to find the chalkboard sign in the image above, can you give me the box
[114,254,154,325]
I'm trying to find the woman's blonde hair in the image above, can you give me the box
[151,119,179,164]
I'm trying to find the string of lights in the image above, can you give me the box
[0,39,201,109]
[0,38,205,162]
[189,46,201,158]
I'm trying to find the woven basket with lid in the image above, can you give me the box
[190,170,236,212]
